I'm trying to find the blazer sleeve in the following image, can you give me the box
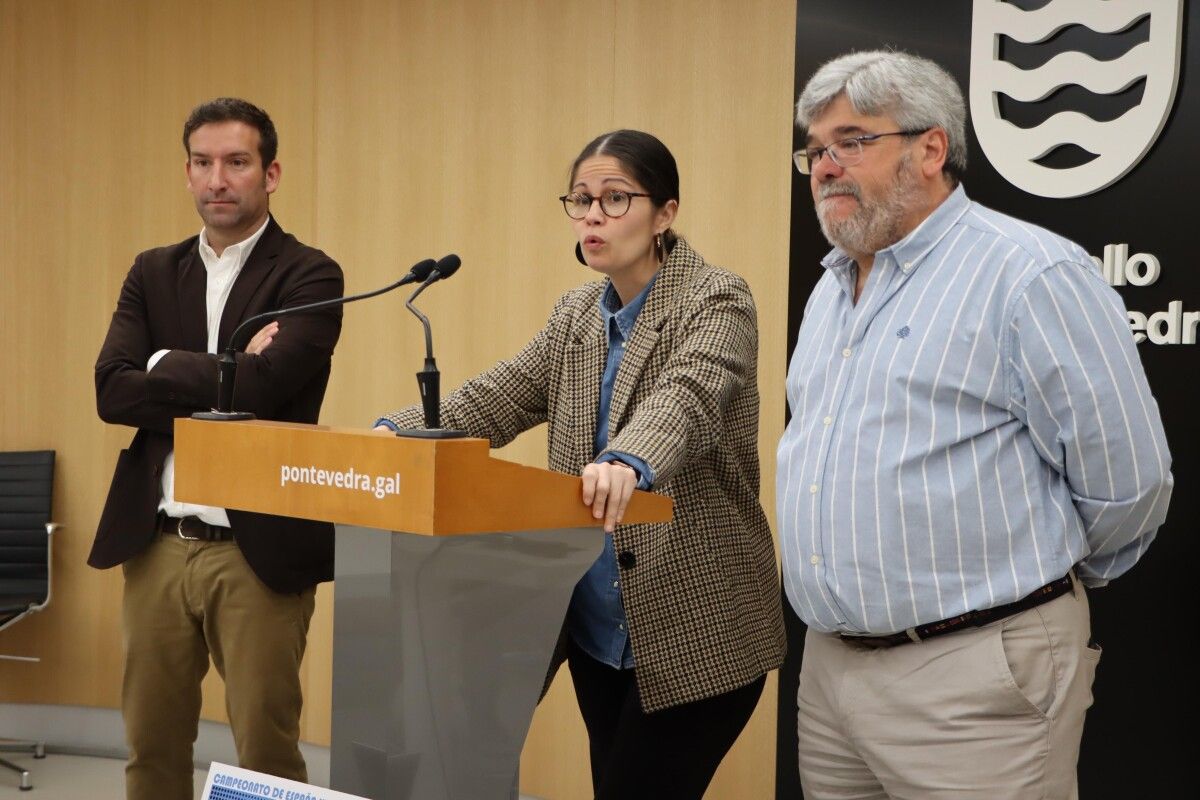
[378,294,565,445]
[602,271,757,485]
[95,252,198,434]
[145,256,343,418]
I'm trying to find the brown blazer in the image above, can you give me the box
[381,239,786,711]
[91,217,343,594]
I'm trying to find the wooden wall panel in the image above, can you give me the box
[0,0,329,744]
[313,0,619,448]
[2,0,796,795]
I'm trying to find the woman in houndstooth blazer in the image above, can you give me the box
[377,130,785,799]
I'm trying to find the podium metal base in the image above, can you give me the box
[391,428,468,439]
[330,525,603,800]
[191,410,256,421]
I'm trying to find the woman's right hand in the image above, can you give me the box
[581,460,639,533]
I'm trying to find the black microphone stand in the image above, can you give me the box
[395,262,467,439]
[193,259,437,421]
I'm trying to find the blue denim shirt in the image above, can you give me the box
[566,275,658,669]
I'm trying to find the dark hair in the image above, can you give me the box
[570,129,680,248]
[182,98,278,167]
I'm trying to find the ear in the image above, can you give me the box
[655,198,679,234]
[264,160,281,194]
[918,128,949,180]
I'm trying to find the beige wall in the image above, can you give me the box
[0,1,796,796]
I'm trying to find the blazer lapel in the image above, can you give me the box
[607,241,695,431]
[176,246,209,352]
[218,218,282,350]
[609,326,660,434]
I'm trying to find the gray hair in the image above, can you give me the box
[796,50,967,181]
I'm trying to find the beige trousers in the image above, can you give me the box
[121,532,315,800]
[797,577,1100,800]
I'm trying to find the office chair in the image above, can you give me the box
[0,450,57,791]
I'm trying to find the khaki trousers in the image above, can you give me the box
[121,532,315,800]
[797,577,1100,800]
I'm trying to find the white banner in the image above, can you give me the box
[202,762,368,800]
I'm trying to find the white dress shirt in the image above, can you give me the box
[152,216,271,525]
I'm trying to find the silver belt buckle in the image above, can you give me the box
[177,518,200,541]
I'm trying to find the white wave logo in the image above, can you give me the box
[970,0,1183,198]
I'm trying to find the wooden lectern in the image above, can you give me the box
[174,418,672,800]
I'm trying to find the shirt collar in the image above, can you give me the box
[599,271,659,341]
[198,214,272,274]
[820,184,971,276]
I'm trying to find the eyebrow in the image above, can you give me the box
[189,150,254,159]
[805,125,871,146]
[571,177,636,191]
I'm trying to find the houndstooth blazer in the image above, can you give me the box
[380,238,786,712]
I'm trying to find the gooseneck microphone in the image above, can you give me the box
[193,258,439,421]
[394,253,467,439]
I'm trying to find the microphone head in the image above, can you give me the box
[433,254,461,281]
[410,258,438,281]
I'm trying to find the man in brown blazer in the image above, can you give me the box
[92,98,342,800]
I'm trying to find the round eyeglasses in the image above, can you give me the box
[793,129,930,175]
[559,190,652,219]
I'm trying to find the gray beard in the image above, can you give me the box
[816,154,919,259]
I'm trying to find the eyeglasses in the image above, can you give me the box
[793,129,930,174]
[559,190,652,219]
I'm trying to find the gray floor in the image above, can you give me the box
[0,751,543,799]
[0,752,207,797]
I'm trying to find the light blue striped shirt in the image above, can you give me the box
[777,187,1172,635]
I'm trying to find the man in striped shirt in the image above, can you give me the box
[779,51,1172,799]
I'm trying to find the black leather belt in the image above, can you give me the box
[156,513,234,542]
[838,573,1074,649]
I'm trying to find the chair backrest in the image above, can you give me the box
[0,451,55,604]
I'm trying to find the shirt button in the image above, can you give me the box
[842,348,852,358]
[823,416,832,425]
[809,484,819,494]
[903,261,912,269]
[810,554,820,565]
[612,580,619,589]
[618,623,625,631]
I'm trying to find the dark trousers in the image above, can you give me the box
[566,638,765,800]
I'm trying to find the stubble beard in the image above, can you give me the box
[815,154,920,259]
[194,194,248,232]
[195,175,270,235]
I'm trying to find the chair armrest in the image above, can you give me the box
[30,522,59,613]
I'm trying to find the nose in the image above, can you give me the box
[207,163,228,190]
[811,150,844,183]
[583,196,606,224]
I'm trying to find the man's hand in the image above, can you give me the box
[245,321,279,355]
[582,461,639,533]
